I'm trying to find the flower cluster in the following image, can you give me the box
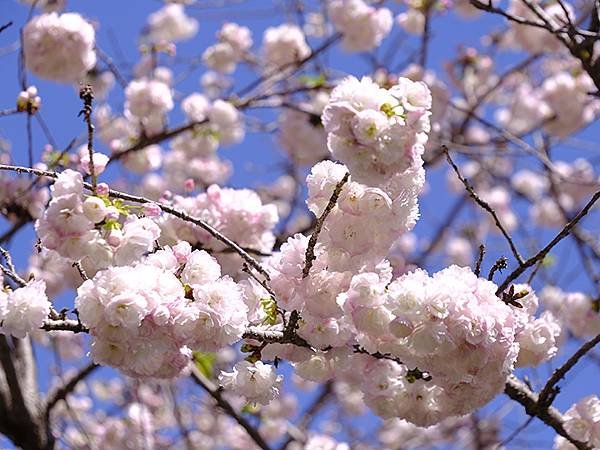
[35,170,160,275]
[203,22,253,73]
[75,242,249,378]
[541,286,600,338]
[328,0,393,52]
[554,395,600,450]
[511,285,562,368]
[322,76,431,187]
[268,223,532,425]
[125,78,174,135]
[146,4,198,43]
[16,86,42,113]
[0,280,50,338]
[160,184,278,272]
[262,24,311,68]
[23,12,96,82]
[219,361,282,405]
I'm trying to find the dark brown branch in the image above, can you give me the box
[442,146,525,265]
[504,376,591,450]
[41,319,88,334]
[496,189,600,293]
[78,84,96,192]
[302,172,349,278]
[44,362,98,421]
[0,22,12,34]
[190,367,272,450]
[474,244,486,277]
[538,333,600,408]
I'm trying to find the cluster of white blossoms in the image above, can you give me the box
[219,361,283,405]
[263,74,559,423]
[541,286,600,338]
[511,285,562,368]
[203,22,253,73]
[75,242,249,378]
[268,252,555,426]
[278,92,330,166]
[158,93,244,190]
[0,280,50,339]
[328,0,393,52]
[160,184,278,273]
[262,24,311,68]
[322,76,431,187]
[124,78,174,135]
[146,3,198,43]
[35,170,160,276]
[23,12,96,82]
[554,395,600,450]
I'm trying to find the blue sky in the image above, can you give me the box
[0,1,599,448]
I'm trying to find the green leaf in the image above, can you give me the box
[241,403,260,414]
[298,73,326,88]
[260,297,278,325]
[102,219,121,231]
[542,254,555,267]
[192,351,216,378]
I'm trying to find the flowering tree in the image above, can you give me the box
[0,0,599,448]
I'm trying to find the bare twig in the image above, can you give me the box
[302,172,349,278]
[0,164,271,281]
[0,22,12,34]
[496,189,600,293]
[44,362,98,420]
[474,244,485,277]
[190,366,272,450]
[0,246,26,287]
[504,376,591,450]
[538,333,600,408]
[443,146,525,265]
[78,84,96,192]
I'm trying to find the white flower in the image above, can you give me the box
[82,196,108,223]
[0,280,50,338]
[262,24,310,68]
[24,13,96,82]
[147,4,198,43]
[219,361,283,405]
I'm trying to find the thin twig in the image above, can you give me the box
[0,247,25,286]
[78,84,96,193]
[504,376,591,450]
[0,164,271,281]
[538,333,600,408]
[496,189,600,294]
[474,244,485,277]
[190,367,272,450]
[302,172,349,278]
[44,362,98,420]
[443,146,525,265]
[0,22,12,34]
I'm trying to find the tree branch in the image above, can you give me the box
[190,366,272,450]
[504,376,591,450]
